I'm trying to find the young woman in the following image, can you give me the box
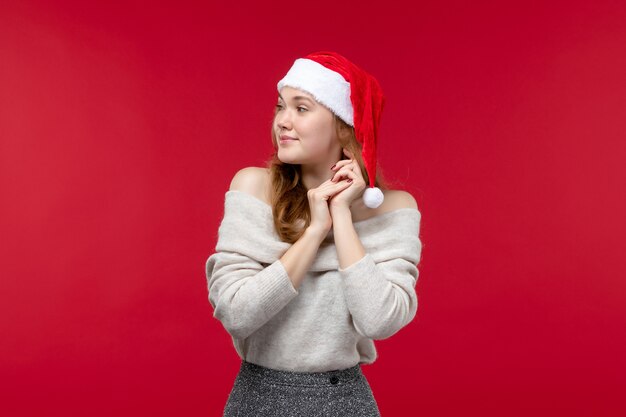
[206,51,423,416]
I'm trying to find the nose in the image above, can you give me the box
[276,107,292,130]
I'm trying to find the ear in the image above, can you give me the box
[338,124,352,140]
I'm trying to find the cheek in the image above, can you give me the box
[302,135,334,157]
[297,115,336,149]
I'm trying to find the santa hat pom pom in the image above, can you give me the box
[363,187,384,208]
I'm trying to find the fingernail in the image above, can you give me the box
[347,179,353,183]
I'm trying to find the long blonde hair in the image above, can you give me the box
[264,109,396,244]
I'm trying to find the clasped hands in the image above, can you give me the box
[328,148,366,210]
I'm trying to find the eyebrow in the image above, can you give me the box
[278,93,315,105]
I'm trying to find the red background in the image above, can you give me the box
[1,1,625,416]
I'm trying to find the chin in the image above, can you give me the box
[277,150,301,165]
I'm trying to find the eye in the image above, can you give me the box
[275,104,307,113]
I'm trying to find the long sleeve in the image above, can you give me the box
[339,253,419,340]
[203,190,424,372]
[206,251,299,340]
[204,190,300,341]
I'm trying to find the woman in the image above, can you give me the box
[206,51,423,416]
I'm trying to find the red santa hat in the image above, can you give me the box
[276,50,386,209]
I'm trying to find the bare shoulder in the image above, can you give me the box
[381,189,418,211]
[352,189,417,222]
[229,166,271,204]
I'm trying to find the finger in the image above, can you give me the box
[328,180,353,196]
[321,178,352,195]
[320,176,344,188]
[348,160,363,177]
[331,159,363,179]
[318,177,351,193]
[328,177,353,189]
[318,179,352,200]
[333,179,354,192]
[331,158,353,171]
[331,167,359,183]
[331,161,355,177]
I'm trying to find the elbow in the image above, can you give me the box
[355,318,402,340]
[214,309,255,340]
[354,299,418,340]
[225,324,255,340]
[212,302,257,340]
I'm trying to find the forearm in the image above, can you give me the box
[280,226,328,291]
[330,205,366,269]
[338,254,418,339]
[330,204,417,340]
[207,226,327,339]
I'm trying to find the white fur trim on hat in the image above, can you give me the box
[277,58,354,126]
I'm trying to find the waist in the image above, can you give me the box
[238,360,363,387]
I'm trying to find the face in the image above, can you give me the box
[273,86,339,165]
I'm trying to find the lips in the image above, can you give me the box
[280,135,298,141]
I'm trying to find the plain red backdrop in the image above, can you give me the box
[1,1,625,416]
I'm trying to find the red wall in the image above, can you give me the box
[1,1,625,416]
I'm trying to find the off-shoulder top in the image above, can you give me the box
[205,190,422,372]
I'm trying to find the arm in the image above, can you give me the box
[205,167,328,340]
[206,252,297,340]
[331,204,420,340]
[227,166,328,292]
[206,227,325,340]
